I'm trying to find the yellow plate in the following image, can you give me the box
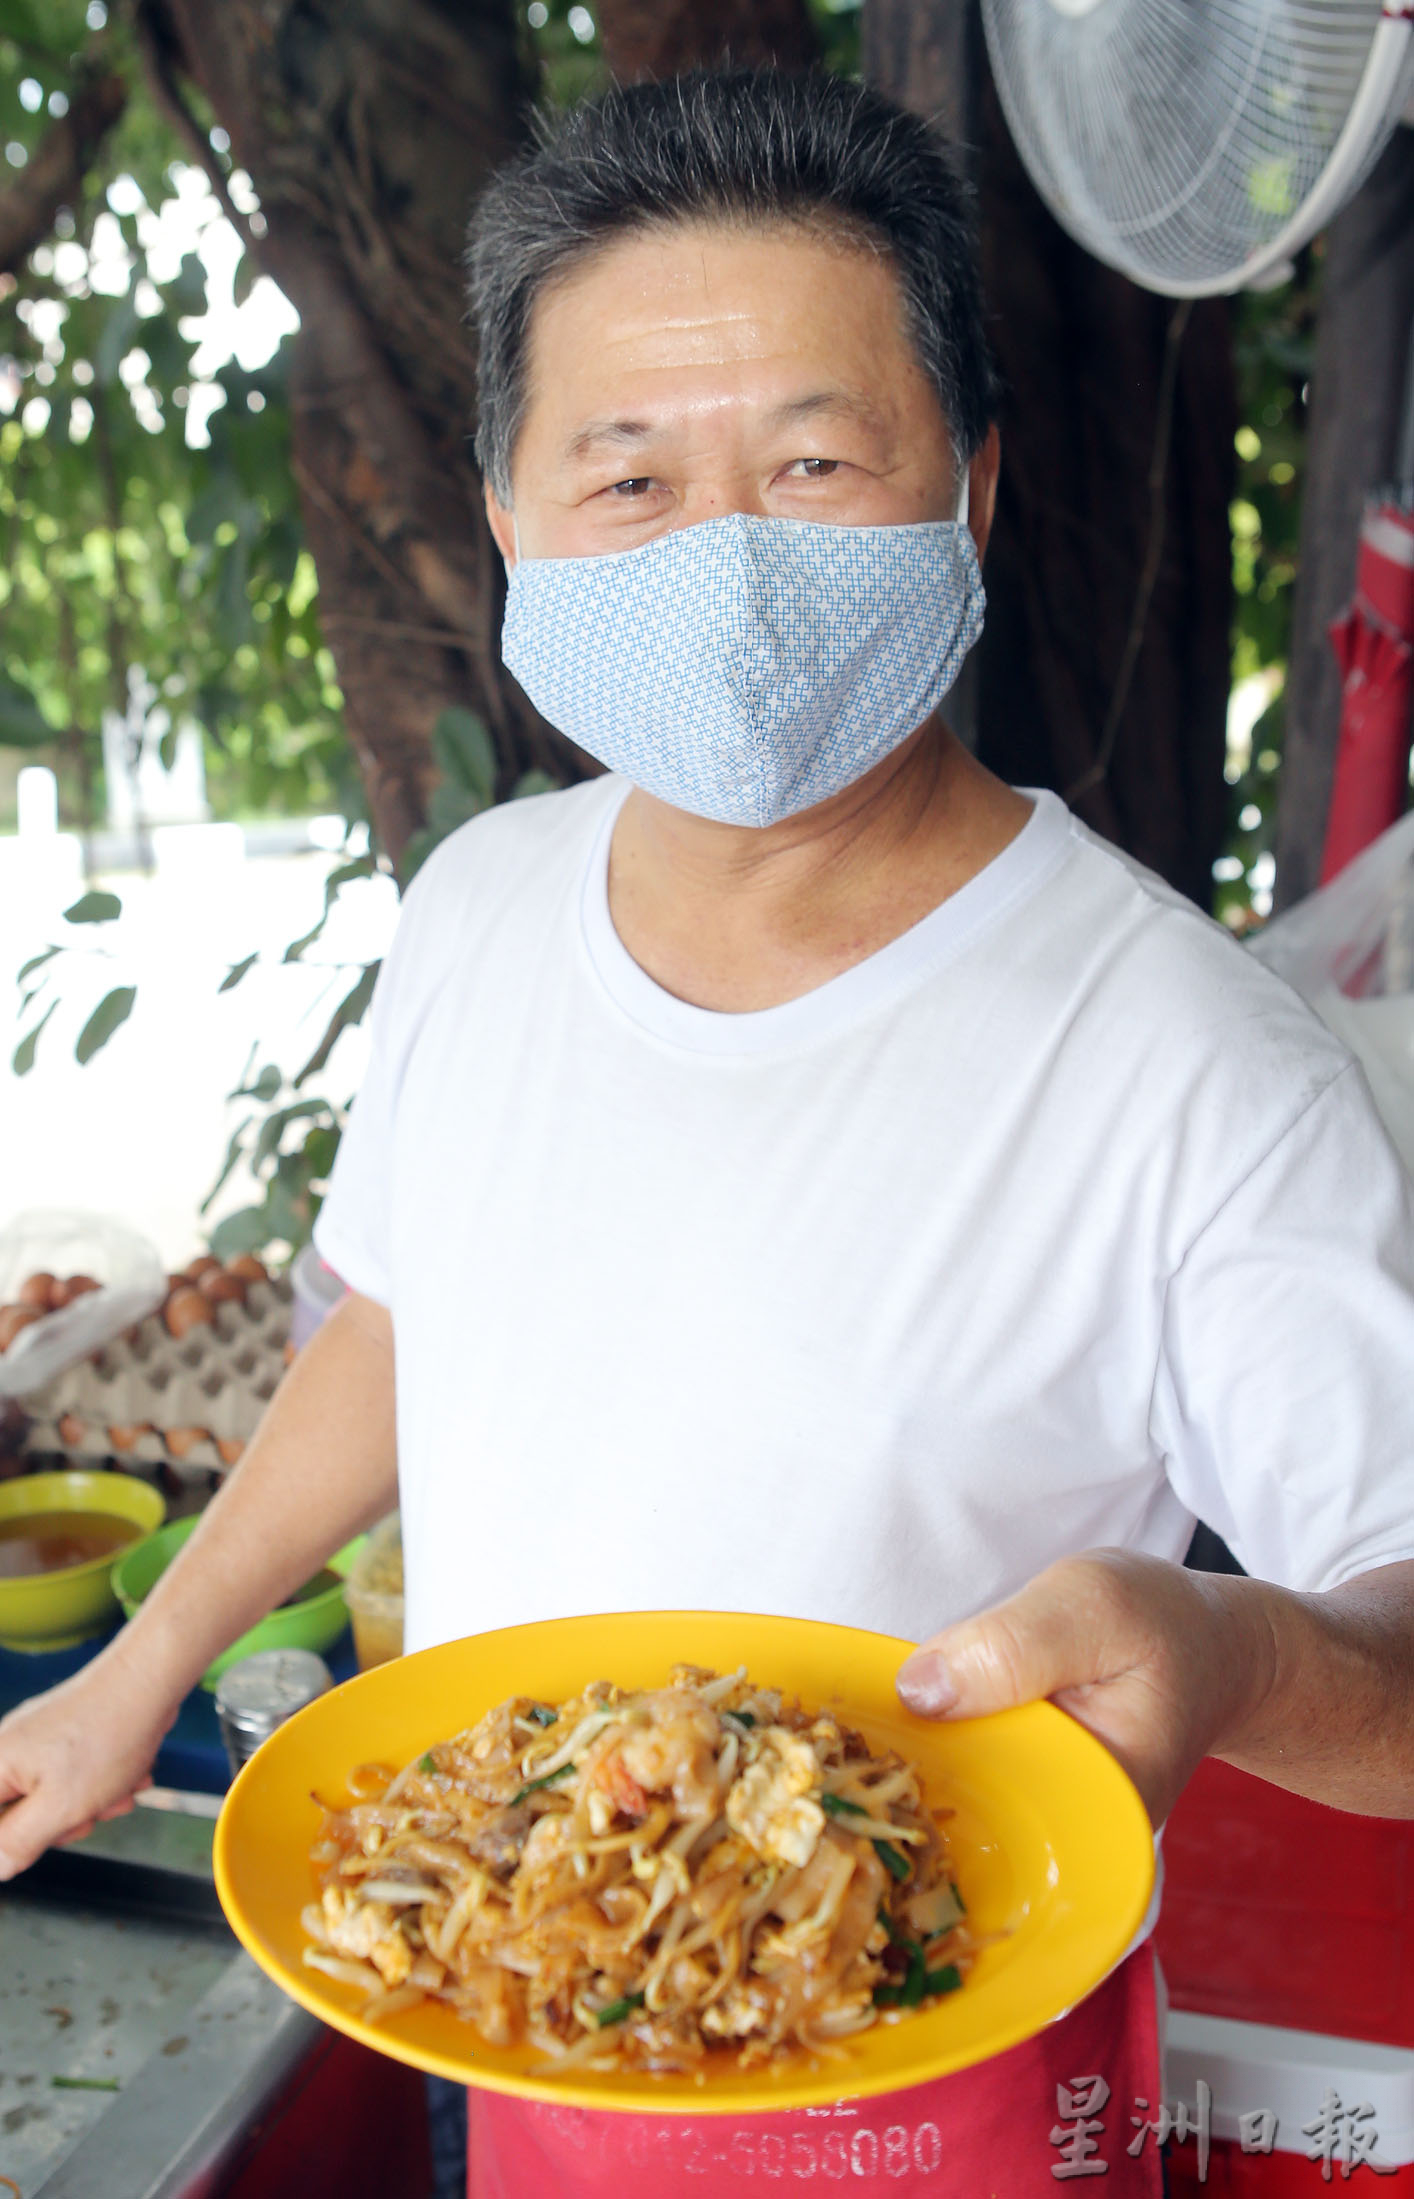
[214,1610,1153,2114]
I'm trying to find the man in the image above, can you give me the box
[1,65,1412,2197]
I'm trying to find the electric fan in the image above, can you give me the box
[980,0,1414,296]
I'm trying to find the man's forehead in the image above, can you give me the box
[518,228,924,473]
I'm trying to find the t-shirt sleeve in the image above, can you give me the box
[312,852,451,1307]
[1152,1061,1414,1593]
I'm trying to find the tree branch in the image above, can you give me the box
[0,71,127,277]
[595,0,818,81]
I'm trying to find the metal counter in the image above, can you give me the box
[0,1807,321,2199]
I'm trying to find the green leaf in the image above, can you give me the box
[208,1206,271,1261]
[12,999,56,1076]
[200,1117,254,1216]
[228,1063,282,1103]
[253,1099,329,1172]
[96,289,143,388]
[0,0,53,48]
[512,768,557,801]
[167,250,209,318]
[595,1991,646,2029]
[184,473,247,547]
[294,963,378,1087]
[433,706,495,806]
[0,677,53,747]
[75,985,137,1066]
[63,890,122,925]
[17,944,59,984]
[220,952,259,994]
[301,1123,341,1182]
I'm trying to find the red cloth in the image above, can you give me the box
[467,1942,1163,2197]
[1320,499,1414,887]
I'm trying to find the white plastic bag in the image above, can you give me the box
[1250,811,1414,1176]
[0,1210,166,1399]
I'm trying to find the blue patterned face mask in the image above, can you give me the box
[500,499,986,828]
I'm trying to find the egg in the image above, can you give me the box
[183,1255,222,1282]
[216,1436,245,1467]
[51,1274,101,1309]
[57,1412,87,1447]
[0,1304,43,1350]
[164,1287,215,1340]
[17,1272,57,1310]
[225,1255,269,1286]
[106,1423,149,1453]
[196,1269,246,1304]
[164,1426,210,1460]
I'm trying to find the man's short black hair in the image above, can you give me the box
[468,66,998,501]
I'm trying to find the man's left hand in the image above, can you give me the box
[896,1549,1278,1826]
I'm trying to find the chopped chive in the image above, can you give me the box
[950,1879,966,1915]
[900,1948,928,2008]
[595,1990,646,2028]
[820,1792,867,1818]
[52,2074,120,2092]
[872,1983,904,2008]
[874,1839,911,1882]
[923,1964,963,1997]
[724,1709,755,1729]
[528,1707,558,1728]
[418,1752,436,1774]
[509,1761,574,1807]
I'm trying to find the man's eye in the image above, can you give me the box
[608,477,655,498]
[790,458,839,479]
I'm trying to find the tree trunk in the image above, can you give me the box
[134,0,568,863]
[596,0,818,80]
[1273,131,1414,913]
[865,0,1237,906]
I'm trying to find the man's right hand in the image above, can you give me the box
[0,1655,176,1879]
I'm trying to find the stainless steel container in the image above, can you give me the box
[214,1648,334,1779]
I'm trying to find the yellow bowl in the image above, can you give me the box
[214,1609,1154,2114]
[0,1470,166,1652]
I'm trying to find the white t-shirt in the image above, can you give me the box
[315,776,1414,1659]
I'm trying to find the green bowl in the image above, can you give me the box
[112,1518,364,1690]
[0,1470,167,1651]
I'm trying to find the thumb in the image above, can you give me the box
[0,1792,48,1882]
[897,1562,1118,1719]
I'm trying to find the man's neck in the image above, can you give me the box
[605,721,1034,1013]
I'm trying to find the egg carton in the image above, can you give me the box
[21,1276,293,1481]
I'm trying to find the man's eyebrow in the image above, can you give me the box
[761,390,889,435]
[559,390,889,467]
[561,418,657,464]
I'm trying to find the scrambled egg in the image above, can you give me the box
[321,1884,413,1987]
[725,1728,824,1869]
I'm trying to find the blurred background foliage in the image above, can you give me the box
[1215,259,1317,932]
[0,0,1295,912]
[0,0,359,836]
[0,0,1307,1251]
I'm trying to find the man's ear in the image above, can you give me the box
[485,484,517,569]
[967,423,1001,564]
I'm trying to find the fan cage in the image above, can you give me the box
[981,0,1414,295]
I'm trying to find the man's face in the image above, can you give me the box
[486,221,992,563]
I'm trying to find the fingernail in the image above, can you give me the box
[897,1651,958,1716]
